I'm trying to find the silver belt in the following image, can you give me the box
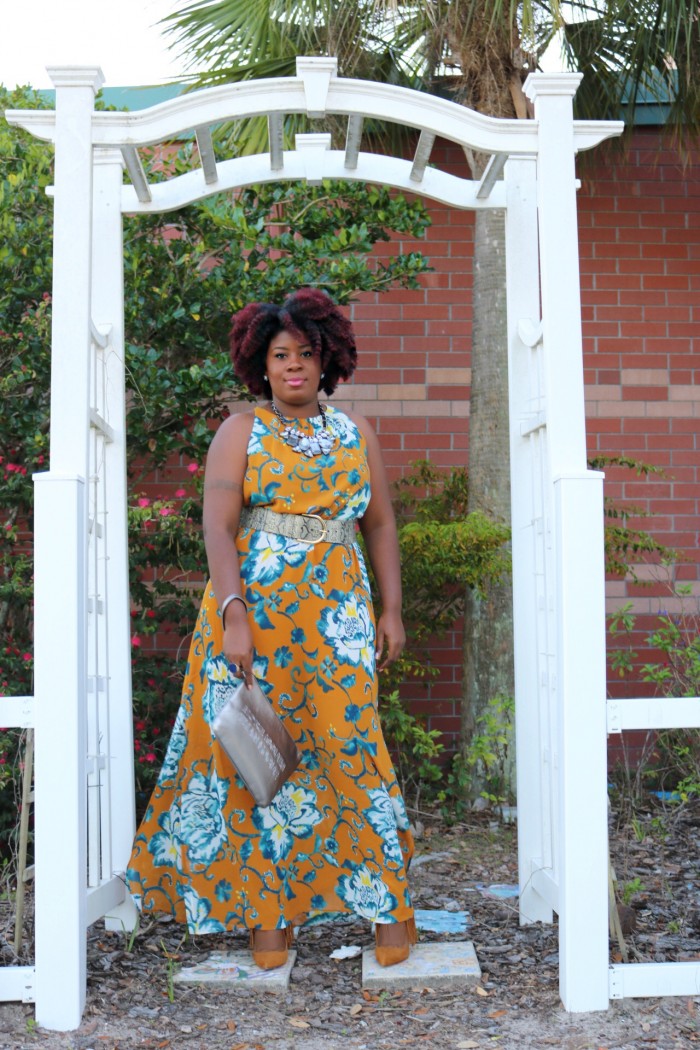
[240,506,356,547]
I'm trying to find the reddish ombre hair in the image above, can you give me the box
[229,288,357,398]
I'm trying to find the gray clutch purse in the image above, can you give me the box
[212,676,302,808]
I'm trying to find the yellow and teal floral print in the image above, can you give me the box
[127,406,414,933]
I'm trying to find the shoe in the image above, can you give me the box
[249,925,294,970]
[374,917,417,967]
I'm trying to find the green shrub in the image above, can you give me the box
[374,460,511,810]
[609,591,700,804]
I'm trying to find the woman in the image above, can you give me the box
[127,288,416,970]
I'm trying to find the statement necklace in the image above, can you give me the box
[270,401,336,458]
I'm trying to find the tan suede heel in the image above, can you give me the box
[374,917,417,967]
[250,925,294,970]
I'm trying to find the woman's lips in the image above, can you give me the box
[285,377,305,387]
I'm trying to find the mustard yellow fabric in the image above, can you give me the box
[127,406,414,932]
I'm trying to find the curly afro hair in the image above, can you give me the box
[229,287,357,399]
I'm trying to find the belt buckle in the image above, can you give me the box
[300,513,327,545]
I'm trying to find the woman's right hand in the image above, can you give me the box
[223,607,255,687]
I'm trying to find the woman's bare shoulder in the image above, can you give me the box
[211,407,257,448]
[342,408,377,442]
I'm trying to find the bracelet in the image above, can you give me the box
[220,593,248,628]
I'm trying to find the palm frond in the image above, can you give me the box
[162,0,700,145]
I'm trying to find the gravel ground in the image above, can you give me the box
[1,805,699,1049]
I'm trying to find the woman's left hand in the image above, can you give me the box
[375,610,406,672]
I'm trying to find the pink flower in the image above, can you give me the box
[144,752,157,763]
[159,507,173,517]
[175,488,186,498]
[137,497,150,508]
[131,634,141,647]
[22,653,32,662]
[186,463,199,474]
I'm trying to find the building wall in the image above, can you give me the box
[328,130,700,748]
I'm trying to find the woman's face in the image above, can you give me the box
[265,328,323,416]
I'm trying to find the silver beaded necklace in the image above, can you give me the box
[270,401,336,458]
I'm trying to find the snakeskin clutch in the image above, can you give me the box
[212,676,302,808]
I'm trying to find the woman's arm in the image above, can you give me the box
[202,412,255,683]
[353,414,406,671]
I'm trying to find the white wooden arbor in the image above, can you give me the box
[4,56,696,1031]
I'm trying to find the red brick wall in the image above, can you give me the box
[331,130,699,748]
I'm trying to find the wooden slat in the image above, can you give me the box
[607,696,700,733]
[344,114,363,170]
[195,125,218,184]
[531,867,559,913]
[89,409,116,443]
[477,152,508,199]
[520,411,547,437]
[121,146,152,203]
[268,113,284,171]
[0,966,35,1003]
[610,962,700,1000]
[0,696,35,728]
[86,876,127,927]
[410,131,436,183]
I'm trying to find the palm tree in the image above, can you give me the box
[162,0,699,790]
[164,1,699,130]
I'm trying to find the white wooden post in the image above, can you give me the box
[32,66,103,1032]
[45,67,104,476]
[524,74,588,475]
[554,472,608,1011]
[91,148,138,931]
[33,474,87,1030]
[504,156,553,925]
[525,73,609,1012]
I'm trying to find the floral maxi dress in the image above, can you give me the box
[127,405,414,933]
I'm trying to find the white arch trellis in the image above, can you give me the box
[3,56,698,1032]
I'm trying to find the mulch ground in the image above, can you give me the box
[1,800,699,1049]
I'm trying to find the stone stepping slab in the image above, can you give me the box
[173,949,297,992]
[362,941,481,991]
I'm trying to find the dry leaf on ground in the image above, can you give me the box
[289,1017,311,1029]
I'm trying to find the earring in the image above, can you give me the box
[264,374,268,381]
[321,372,325,379]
